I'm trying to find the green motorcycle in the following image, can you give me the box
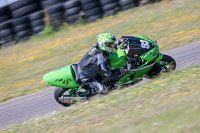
[43,35,176,106]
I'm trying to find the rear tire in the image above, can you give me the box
[54,87,70,107]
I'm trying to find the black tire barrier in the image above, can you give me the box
[0,35,14,47]
[12,17,31,40]
[80,0,103,23]
[11,15,32,40]
[0,20,15,46]
[14,23,30,33]
[102,2,118,11]
[0,6,8,16]
[119,0,135,6]
[9,0,37,11]
[85,7,102,18]
[29,10,44,21]
[104,8,119,16]
[120,3,135,11]
[16,29,31,39]
[0,20,12,30]
[41,0,65,9]
[50,12,64,20]
[49,11,64,30]
[82,1,100,11]
[46,2,66,31]
[119,0,136,11]
[63,0,81,24]
[63,0,80,10]
[47,3,64,14]
[100,0,117,5]
[51,20,64,31]
[100,0,119,16]
[12,16,29,26]
[28,10,45,35]
[32,25,45,34]
[66,14,80,24]
[0,5,10,24]
[64,7,82,16]
[0,29,13,37]
[11,3,41,18]
[30,19,44,27]
[86,14,102,23]
[0,15,10,23]
[80,0,94,5]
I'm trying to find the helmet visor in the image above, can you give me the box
[105,42,114,47]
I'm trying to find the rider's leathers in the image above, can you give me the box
[77,43,111,92]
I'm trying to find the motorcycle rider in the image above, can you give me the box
[78,33,118,94]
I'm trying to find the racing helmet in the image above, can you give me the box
[97,33,117,53]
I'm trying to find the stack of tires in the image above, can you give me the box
[40,0,66,30]
[0,5,11,24]
[80,0,103,23]
[119,0,135,11]
[119,0,136,11]
[63,0,82,24]
[40,0,65,9]
[0,6,14,46]
[9,0,41,41]
[12,16,32,41]
[100,0,119,16]
[29,11,45,35]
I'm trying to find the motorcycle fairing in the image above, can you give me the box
[43,65,80,88]
[115,53,164,85]
[115,62,155,85]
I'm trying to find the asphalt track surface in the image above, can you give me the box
[0,41,200,129]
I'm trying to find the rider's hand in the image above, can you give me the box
[122,38,129,44]
[114,39,120,45]
[118,38,129,44]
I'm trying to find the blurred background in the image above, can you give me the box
[0,0,200,132]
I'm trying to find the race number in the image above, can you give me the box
[140,40,150,49]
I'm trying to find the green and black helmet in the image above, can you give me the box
[97,33,117,53]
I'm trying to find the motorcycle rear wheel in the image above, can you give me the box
[54,87,72,106]
[54,87,89,106]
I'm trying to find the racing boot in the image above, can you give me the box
[86,79,108,94]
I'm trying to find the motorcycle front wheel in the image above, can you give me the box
[147,54,176,77]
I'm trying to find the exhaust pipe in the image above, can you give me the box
[59,95,87,103]
[59,96,77,103]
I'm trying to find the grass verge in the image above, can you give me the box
[0,0,200,102]
[2,64,200,133]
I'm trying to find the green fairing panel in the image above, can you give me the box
[155,53,163,63]
[140,46,159,64]
[117,63,154,83]
[135,35,155,44]
[109,48,127,69]
[43,65,80,88]
[134,63,154,78]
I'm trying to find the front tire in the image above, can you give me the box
[148,54,176,77]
